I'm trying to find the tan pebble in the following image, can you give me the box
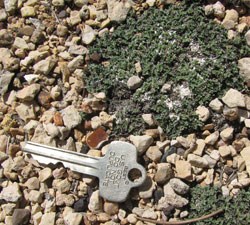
[175,160,192,181]
[39,167,52,182]
[104,201,119,215]
[205,131,219,145]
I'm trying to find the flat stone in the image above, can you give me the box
[33,57,57,75]
[25,177,40,190]
[222,88,245,108]
[13,37,29,50]
[64,212,83,225]
[107,0,132,22]
[0,182,22,202]
[168,178,189,195]
[15,103,36,121]
[219,145,231,158]
[40,213,56,225]
[23,120,40,134]
[12,209,30,225]
[129,135,153,155]
[16,84,40,101]
[187,154,208,168]
[175,160,192,180]
[146,146,162,162]
[82,25,96,45]
[204,131,219,145]
[86,127,108,149]
[88,190,103,213]
[21,6,35,17]
[193,139,205,156]
[154,163,173,184]
[220,127,234,141]
[240,146,250,176]
[238,58,250,82]
[28,190,42,203]
[209,98,223,112]
[61,105,82,130]
[69,10,81,25]
[127,76,143,90]
[0,71,15,95]
[141,208,157,220]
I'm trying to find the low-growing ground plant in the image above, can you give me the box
[85,0,250,138]
[188,186,250,224]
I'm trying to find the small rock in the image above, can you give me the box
[220,127,234,141]
[0,135,8,152]
[245,30,250,46]
[12,209,30,225]
[127,214,137,224]
[53,112,64,126]
[23,120,40,134]
[219,146,231,158]
[168,178,189,195]
[73,197,88,212]
[67,56,84,72]
[141,208,157,220]
[204,168,214,185]
[245,119,250,128]
[0,9,7,21]
[223,105,238,121]
[210,150,220,161]
[193,139,205,156]
[127,76,143,90]
[107,0,132,22]
[61,105,82,130]
[55,178,71,193]
[40,213,56,225]
[21,6,36,17]
[238,58,250,82]
[187,154,208,168]
[221,186,230,196]
[142,114,156,127]
[88,190,103,213]
[223,9,239,23]
[52,0,65,6]
[222,88,245,108]
[0,71,15,95]
[195,106,210,122]
[13,37,29,50]
[28,190,42,203]
[213,1,225,19]
[154,163,173,184]
[0,29,14,46]
[44,123,60,138]
[146,146,162,162]
[16,84,40,101]
[25,177,40,190]
[38,91,51,108]
[4,0,18,13]
[209,98,223,112]
[15,102,36,121]
[204,131,219,145]
[64,212,82,225]
[104,201,119,215]
[86,127,108,149]
[203,154,217,168]
[0,182,22,202]
[33,57,56,75]
[39,167,52,182]
[175,160,192,180]
[69,10,82,25]
[129,135,153,155]
[139,176,156,199]
[82,25,96,45]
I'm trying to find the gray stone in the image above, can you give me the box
[127,76,143,90]
[31,124,56,146]
[139,176,156,199]
[4,0,18,13]
[238,58,250,82]
[82,25,96,45]
[0,71,15,95]
[23,120,40,134]
[12,209,30,225]
[0,182,22,202]
[44,123,60,138]
[61,105,82,130]
[0,29,14,46]
[168,178,189,195]
[212,1,225,19]
[187,154,209,168]
[15,103,36,121]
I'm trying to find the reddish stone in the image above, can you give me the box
[53,112,64,126]
[37,91,51,108]
[86,127,108,149]
[84,120,92,130]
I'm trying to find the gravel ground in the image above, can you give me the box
[1,0,250,224]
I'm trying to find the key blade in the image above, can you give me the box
[23,141,100,177]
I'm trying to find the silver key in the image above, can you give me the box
[22,141,146,202]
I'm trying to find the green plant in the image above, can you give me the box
[188,186,250,225]
[85,1,250,138]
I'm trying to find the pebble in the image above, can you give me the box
[195,106,210,122]
[146,146,162,162]
[4,0,18,13]
[55,178,71,193]
[141,208,157,220]
[175,160,192,180]
[25,177,40,190]
[168,178,189,195]
[104,201,119,215]
[73,197,88,212]
[82,25,96,45]
[64,212,83,225]
[21,6,36,17]
[16,84,41,101]
[28,190,43,203]
[154,163,173,184]
[52,0,65,6]
[127,76,143,90]
[222,88,245,108]
[219,146,231,158]
[40,212,56,225]
[193,139,205,156]
[139,176,155,199]
[12,209,30,225]
[88,190,103,213]
[238,57,250,81]
[129,135,153,155]
[39,168,52,182]
[240,146,250,176]
[61,105,82,130]
[245,30,250,46]
[0,71,15,95]
[33,57,57,75]
[13,37,29,50]
[86,127,108,149]
[107,0,132,22]
[209,98,223,112]
[220,127,234,141]
[205,131,219,145]
[187,154,209,168]
[213,1,225,19]
[127,214,137,224]
[0,182,22,202]
[142,113,156,127]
